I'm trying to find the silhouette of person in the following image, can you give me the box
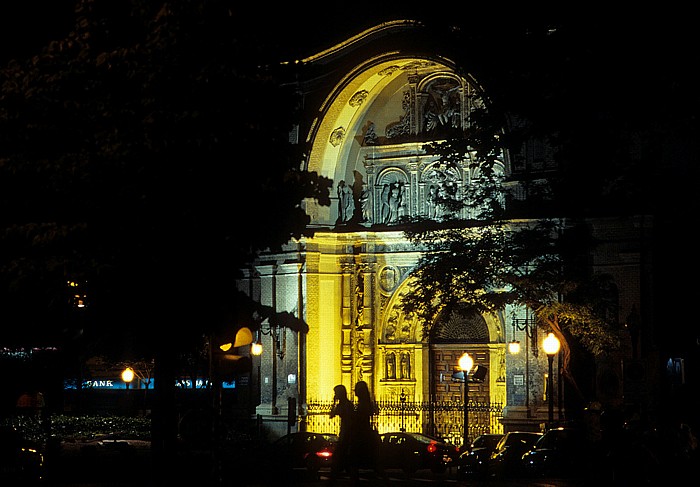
[348,381,388,486]
[328,384,353,483]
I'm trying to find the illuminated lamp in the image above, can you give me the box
[543,332,561,428]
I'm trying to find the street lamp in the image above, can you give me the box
[251,340,263,356]
[458,352,473,450]
[121,367,134,416]
[542,333,560,428]
[121,367,134,389]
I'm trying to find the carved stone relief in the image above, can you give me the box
[383,350,412,381]
[376,169,408,225]
[379,265,400,294]
[422,77,463,133]
[330,127,345,147]
[385,91,412,140]
[422,163,463,220]
[349,90,369,107]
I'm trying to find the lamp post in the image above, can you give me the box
[121,367,134,415]
[542,333,561,428]
[509,314,537,418]
[459,352,473,450]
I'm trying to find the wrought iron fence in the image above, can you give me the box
[304,398,503,447]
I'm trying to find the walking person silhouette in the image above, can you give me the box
[348,381,389,486]
[328,384,353,484]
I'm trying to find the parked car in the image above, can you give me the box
[457,433,503,478]
[521,427,589,478]
[0,425,45,484]
[378,431,459,474]
[266,431,338,477]
[488,431,542,478]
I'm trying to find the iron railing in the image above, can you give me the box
[304,398,503,447]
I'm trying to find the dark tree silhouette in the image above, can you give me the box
[0,0,331,482]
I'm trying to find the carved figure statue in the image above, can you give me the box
[427,185,438,219]
[380,182,403,224]
[386,353,396,379]
[337,180,354,223]
[400,352,411,379]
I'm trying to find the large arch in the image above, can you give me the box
[302,44,489,228]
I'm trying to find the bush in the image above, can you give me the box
[1,414,151,444]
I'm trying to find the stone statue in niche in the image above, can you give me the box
[359,183,372,223]
[380,181,404,224]
[337,180,354,224]
[426,185,438,219]
[386,353,396,379]
[400,352,411,379]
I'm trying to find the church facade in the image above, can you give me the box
[238,20,652,441]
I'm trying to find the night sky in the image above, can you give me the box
[2,3,695,66]
[0,0,75,64]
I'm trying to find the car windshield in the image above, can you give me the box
[412,433,441,445]
[536,429,581,449]
[497,432,540,450]
[473,435,501,449]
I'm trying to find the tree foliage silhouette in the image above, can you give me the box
[0,0,331,478]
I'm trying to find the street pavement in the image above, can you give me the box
[245,467,586,487]
[42,440,588,487]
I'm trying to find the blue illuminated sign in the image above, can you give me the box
[64,378,235,390]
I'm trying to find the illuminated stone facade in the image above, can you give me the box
[240,21,651,438]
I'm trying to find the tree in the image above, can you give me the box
[0,0,331,480]
[396,12,700,411]
[399,76,621,406]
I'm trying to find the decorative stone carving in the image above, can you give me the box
[330,127,345,147]
[349,90,369,107]
[379,265,400,293]
[423,163,462,219]
[422,77,462,133]
[363,123,378,145]
[385,91,411,140]
[383,305,416,344]
[378,66,401,76]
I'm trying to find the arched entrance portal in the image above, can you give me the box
[425,303,505,440]
[431,303,491,404]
